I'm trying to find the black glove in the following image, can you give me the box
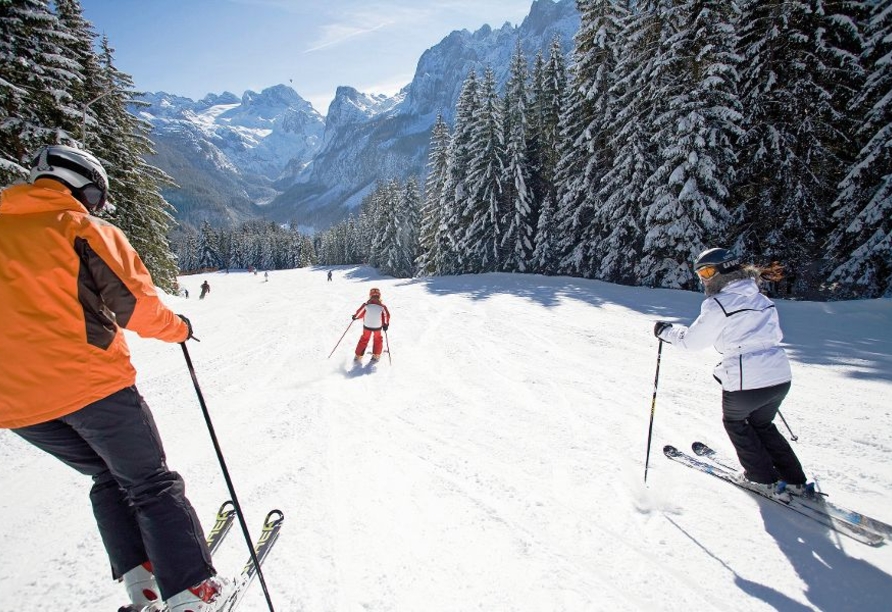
[654,321,672,338]
[178,314,195,341]
[352,315,358,321]
[382,324,389,332]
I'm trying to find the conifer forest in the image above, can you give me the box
[2,1,890,299]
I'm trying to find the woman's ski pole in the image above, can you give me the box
[777,410,799,442]
[384,329,392,365]
[644,340,664,483]
[328,319,355,359]
[181,342,276,612]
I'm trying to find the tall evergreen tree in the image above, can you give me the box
[826,1,892,297]
[530,38,569,274]
[417,115,451,276]
[555,0,631,279]
[0,0,81,183]
[460,68,505,273]
[439,70,480,274]
[636,0,743,289]
[500,45,535,273]
[734,0,864,294]
[93,36,180,291]
[398,177,422,278]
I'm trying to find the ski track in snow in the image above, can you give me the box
[1,266,891,611]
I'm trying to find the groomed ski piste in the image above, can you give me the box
[1,266,890,611]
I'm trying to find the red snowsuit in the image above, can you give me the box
[353,297,390,358]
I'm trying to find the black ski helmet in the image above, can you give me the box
[29,144,110,211]
[694,248,741,275]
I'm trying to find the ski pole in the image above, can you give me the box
[777,410,799,442]
[384,329,392,365]
[644,340,664,483]
[328,319,355,359]
[181,342,276,612]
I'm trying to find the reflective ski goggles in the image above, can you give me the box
[74,183,107,210]
[696,265,719,280]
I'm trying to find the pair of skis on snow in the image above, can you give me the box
[120,502,284,612]
[664,442,891,547]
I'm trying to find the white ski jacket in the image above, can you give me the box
[657,278,792,392]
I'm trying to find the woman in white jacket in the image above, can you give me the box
[654,248,810,501]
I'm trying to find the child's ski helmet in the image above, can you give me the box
[369,287,381,299]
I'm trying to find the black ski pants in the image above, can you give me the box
[13,386,214,598]
[722,381,806,485]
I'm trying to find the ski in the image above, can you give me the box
[216,508,285,612]
[122,508,284,612]
[692,441,892,540]
[663,445,884,546]
[206,500,237,556]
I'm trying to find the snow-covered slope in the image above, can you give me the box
[1,269,890,611]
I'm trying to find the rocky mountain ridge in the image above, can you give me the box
[141,0,579,230]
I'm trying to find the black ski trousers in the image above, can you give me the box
[722,381,806,485]
[13,386,214,598]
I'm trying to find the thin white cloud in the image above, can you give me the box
[303,21,389,53]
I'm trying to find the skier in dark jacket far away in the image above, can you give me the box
[200,280,210,299]
[352,287,390,363]
[327,270,333,281]
[654,247,812,503]
[0,145,226,611]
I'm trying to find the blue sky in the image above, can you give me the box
[79,0,537,114]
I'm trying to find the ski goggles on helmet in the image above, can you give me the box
[73,183,107,210]
[696,265,719,280]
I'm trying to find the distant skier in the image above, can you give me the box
[0,145,225,611]
[184,288,189,299]
[199,280,210,299]
[352,287,390,363]
[327,270,333,282]
[264,271,269,282]
[654,248,811,502]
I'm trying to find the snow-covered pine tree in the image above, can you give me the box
[825,0,892,297]
[196,221,221,271]
[377,179,405,278]
[299,233,316,267]
[500,44,535,273]
[555,0,631,279]
[416,114,451,276]
[734,0,864,295]
[0,0,82,183]
[531,193,560,275]
[458,68,504,273]
[91,36,181,292]
[398,177,422,278]
[539,37,568,216]
[529,37,568,274]
[440,70,481,275]
[636,0,742,289]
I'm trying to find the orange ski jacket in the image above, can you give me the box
[0,180,189,428]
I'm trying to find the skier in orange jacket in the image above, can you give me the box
[352,287,390,363]
[0,145,224,611]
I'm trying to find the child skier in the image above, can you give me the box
[654,248,811,502]
[352,287,390,363]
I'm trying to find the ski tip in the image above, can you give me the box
[692,441,710,455]
[265,509,285,527]
[663,445,680,456]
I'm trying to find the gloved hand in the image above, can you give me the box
[654,321,672,338]
[382,324,389,332]
[178,314,196,341]
[352,315,358,321]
